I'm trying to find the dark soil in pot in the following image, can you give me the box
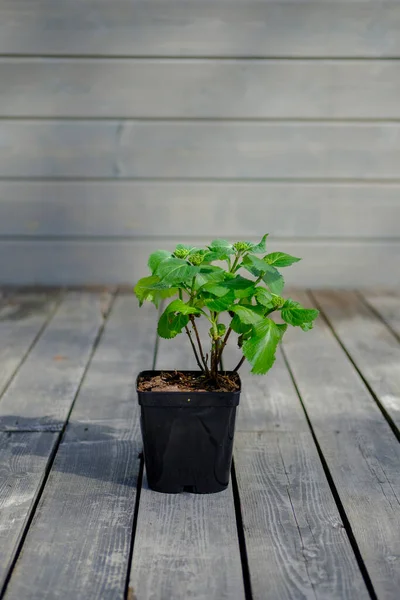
[137,370,241,494]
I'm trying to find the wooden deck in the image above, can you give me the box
[0,288,399,600]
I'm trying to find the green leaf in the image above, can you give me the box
[205,239,235,261]
[262,264,285,295]
[194,266,226,289]
[242,254,269,275]
[248,234,269,254]
[231,304,265,325]
[155,257,198,285]
[158,311,189,339]
[265,252,301,267]
[203,290,235,311]
[242,318,283,375]
[219,275,256,299]
[230,314,253,335]
[242,255,285,295]
[281,299,319,328]
[157,299,201,339]
[255,287,274,307]
[134,275,177,308]
[148,250,172,274]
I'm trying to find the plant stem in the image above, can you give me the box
[189,315,209,375]
[233,355,246,372]
[230,254,241,273]
[216,326,232,364]
[184,324,204,372]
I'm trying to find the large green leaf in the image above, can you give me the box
[134,275,177,307]
[157,299,201,339]
[201,275,255,300]
[204,239,235,261]
[155,257,199,285]
[221,275,256,298]
[262,264,285,295]
[281,299,319,329]
[265,252,301,267]
[230,314,253,335]
[194,266,226,289]
[148,250,172,274]
[230,304,265,325]
[255,287,274,308]
[242,318,283,375]
[242,254,268,275]
[203,290,235,311]
[242,255,285,295]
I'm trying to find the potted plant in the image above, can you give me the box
[135,235,318,493]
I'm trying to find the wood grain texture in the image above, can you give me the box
[234,432,368,600]
[1,180,399,238]
[360,289,400,338]
[0,292,61,401]
[3,121,400,179]
[3,297,156,600]
[1,1,400,57]
[282,291,400,600]
[0,240,398,288]
[130,474,245,600]
[0,291,112,431]
[154,318,367,599]
[3,432,140,600]
[3,58,400,118]
[0,432,58,591]
[312,290,400,434]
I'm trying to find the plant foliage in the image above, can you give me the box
[134,236,319,381]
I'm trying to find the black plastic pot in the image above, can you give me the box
[137,370,241,494]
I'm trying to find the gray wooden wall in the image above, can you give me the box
[0,0,399,287]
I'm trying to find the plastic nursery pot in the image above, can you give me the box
[136,370,241,494]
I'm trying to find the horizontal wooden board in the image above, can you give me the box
[2,121,400,179]
[0,240,398,287]
[1,1,400,57]
[3,58,400,118]
[0,180,399,238]
[0,432,58,591]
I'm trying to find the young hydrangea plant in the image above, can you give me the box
[134,235,319,383]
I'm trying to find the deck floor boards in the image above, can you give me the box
[0,288,399,600]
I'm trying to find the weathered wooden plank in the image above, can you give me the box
[0,292,61,400]
[312,290,400,433]
[130,473,245,600]
[0,240,398,288]
[2,121,400,179]
[0,432,58,591]
[235,432,368,600]
[1,180,400,238]
[282,291,400,600]
[360,289,400,339]
[3,298,156,600]
[1,1,400,58]
[3,58,400,118]
[151,325,367,598]
[128,331,245,600]
[0,291,112,431]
